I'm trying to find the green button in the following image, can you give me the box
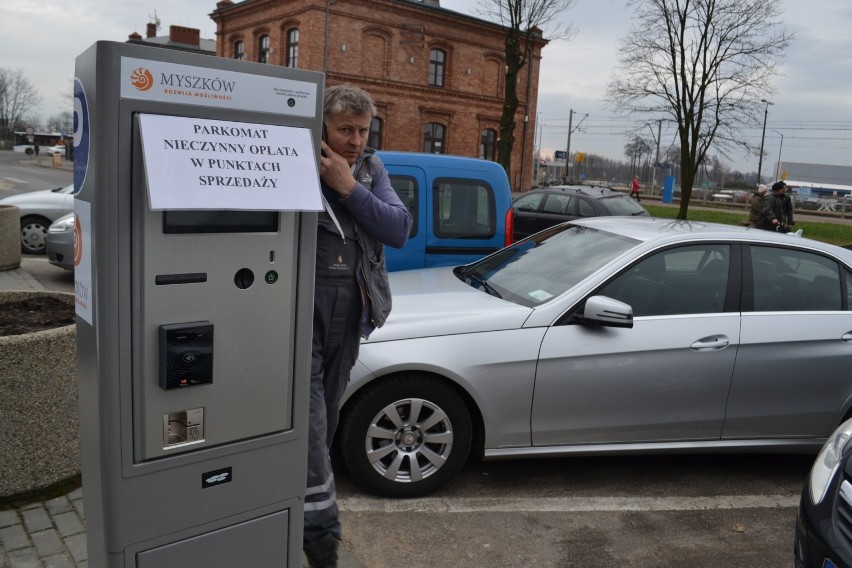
[265,270,279,284]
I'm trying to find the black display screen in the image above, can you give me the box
[163,210,279,234]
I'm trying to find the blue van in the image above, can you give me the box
[377,151,514,272]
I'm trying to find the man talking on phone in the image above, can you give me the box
[303,85,412,568]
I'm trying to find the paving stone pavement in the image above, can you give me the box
[0,488,87,568]
[0,266,45,293]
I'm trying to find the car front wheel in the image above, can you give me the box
[20,216,50,254]
[339,375,472,498]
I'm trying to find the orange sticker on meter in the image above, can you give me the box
[73,214,83,267]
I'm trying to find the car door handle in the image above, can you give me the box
[690,335,730,351]
[842,333,852,342]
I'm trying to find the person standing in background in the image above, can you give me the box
[755,181,789,232]
[631,175,641,201]
[749,184,768,225]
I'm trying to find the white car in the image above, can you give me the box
[12,144,65,156]
[0,184,74,253]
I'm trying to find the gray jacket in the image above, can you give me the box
[755,192,785,231]
[327,149,412,336]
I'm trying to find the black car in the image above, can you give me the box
[512,185,649,240]
[795,418,852,568]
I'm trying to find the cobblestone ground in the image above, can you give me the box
[0,488,87,568]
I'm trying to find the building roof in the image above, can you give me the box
[128,23,216,54]
[135,34,217,53]
[778,161,852,187]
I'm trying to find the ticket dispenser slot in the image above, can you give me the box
[159,322,214,390]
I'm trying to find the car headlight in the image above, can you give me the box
[810,417,852,504]
[48,215,75,233]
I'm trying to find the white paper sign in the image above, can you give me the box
[74,200,93,325]
[138,114,322,211]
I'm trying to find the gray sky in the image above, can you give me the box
[4,0,851,174]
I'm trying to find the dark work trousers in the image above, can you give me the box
[303,278,362,544]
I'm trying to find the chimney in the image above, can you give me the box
[216,0,234,8]
[128,31,142,40]
[146,22,158,38]
[170,25,200,46]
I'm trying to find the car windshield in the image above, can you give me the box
[601,195,647,216]
[456,224,639,307]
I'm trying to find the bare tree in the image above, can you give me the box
[624,135,653,177]
[0,68,42,144]
[46,111,74,134]
[478,0,576,181]
[605,0,792,219]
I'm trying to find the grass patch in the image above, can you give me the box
[644,204,852,247]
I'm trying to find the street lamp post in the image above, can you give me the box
[323,0,337,73]
[646,120,662,195]
[757,99,774,185]
[773,130,784,181]
[535,115,544,184]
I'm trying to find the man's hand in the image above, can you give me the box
[320,141,357,197]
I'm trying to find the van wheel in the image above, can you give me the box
[339,375,472,498]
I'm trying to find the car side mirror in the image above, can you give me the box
[580,296,633,328]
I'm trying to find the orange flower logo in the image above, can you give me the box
[73,215,83,267]
[130,67,154,91]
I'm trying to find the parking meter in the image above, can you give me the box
[74,41,323,567]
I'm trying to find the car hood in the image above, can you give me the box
[0,187,68,207]
[365,267,533,343]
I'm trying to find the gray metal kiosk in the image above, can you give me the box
[74,41,323,567]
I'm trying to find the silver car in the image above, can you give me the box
[46,212,75,270]
[0,184,74,254]
[338,217,852,498]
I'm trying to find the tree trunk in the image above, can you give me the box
[677,152,697,220]
[498,31,522,182]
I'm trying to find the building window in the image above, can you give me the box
[286,29,299,68]
[428,48,446,87]
[258,35,270,64]
[480,129,497,161]
[423,122,445,154]
[233,41,245,61]
[369,117,382,149]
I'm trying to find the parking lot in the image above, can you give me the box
[1,152,823,567]
[334,452,808,567]
[8,250,809,567]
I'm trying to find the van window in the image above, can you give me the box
[433,178,496,239]
[388,175,418,237]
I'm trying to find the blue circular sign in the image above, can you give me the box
[73,78,90,195]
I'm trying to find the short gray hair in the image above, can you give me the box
[323,85,376,119]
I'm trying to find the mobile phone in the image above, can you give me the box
[320,124,328,157]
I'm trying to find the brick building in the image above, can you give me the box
[209,0,547,190]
